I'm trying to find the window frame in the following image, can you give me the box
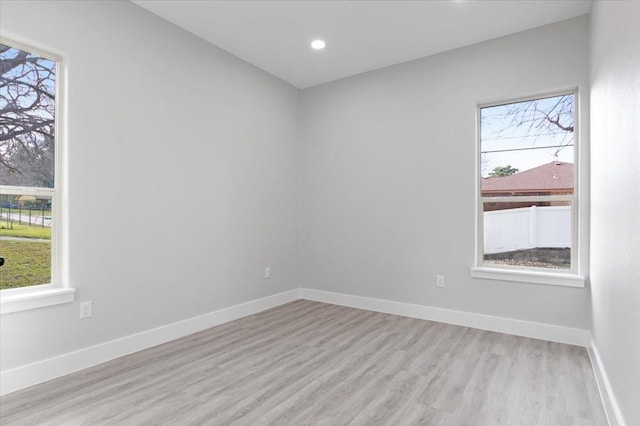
[0,37,74,314]
[471,89,585,287]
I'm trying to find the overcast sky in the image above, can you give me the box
[480,94,575,177]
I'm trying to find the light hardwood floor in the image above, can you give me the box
[0,300,607,425]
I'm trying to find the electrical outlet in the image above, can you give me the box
[436,275,445,288]
[265,267,271,279]
[80,301,92,319]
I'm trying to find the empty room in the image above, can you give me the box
[0,0,638,425]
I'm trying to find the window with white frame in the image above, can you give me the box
[0,40,60,292]
[477,92,579,276]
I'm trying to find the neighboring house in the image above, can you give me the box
[481,161,574,211]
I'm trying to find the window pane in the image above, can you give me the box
[0,193,52,289]
[480,94,574,197]
[0,44,56,188]
[483,201,571,270]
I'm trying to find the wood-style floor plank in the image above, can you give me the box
[0,300,608,425]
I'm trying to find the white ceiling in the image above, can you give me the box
[132,0,592,89]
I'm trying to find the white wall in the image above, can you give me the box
[1,1,616,401]
[590,1,640,424]
[299,17,591,328]
[0,1,299,371]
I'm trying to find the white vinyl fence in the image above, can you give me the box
[484,206,571,254]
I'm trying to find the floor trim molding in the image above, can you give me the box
[299,288,590,347]
[1,287,592,397]
[588,338,626,426]
[0,289,301,396]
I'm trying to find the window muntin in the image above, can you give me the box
[478,93,577,273]
[1,41,59,290]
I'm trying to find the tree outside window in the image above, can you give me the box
[1,41,58,290]
[479,93,577,271]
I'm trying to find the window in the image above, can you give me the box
[0,39,73,313]
[473,92,584,286]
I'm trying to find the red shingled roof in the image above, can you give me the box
[482,161,574,194]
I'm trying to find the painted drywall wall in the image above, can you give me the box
[0,1,600,387]
[0,1,299,371]
[299,17,591,328]
[590,1,640,424]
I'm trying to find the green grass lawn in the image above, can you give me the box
[0,222,51,239]
[0,240,51,290]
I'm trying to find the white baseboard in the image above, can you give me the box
[299,288,590,347]
[588,338,626,426]
[1,287,592,397]
[0,289,301,396]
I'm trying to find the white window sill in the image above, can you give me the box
[0,286,75,315]
[470,266,585,288]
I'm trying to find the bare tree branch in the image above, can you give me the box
[0,43,56,187]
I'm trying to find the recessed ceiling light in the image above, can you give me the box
[311,40,326,50]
